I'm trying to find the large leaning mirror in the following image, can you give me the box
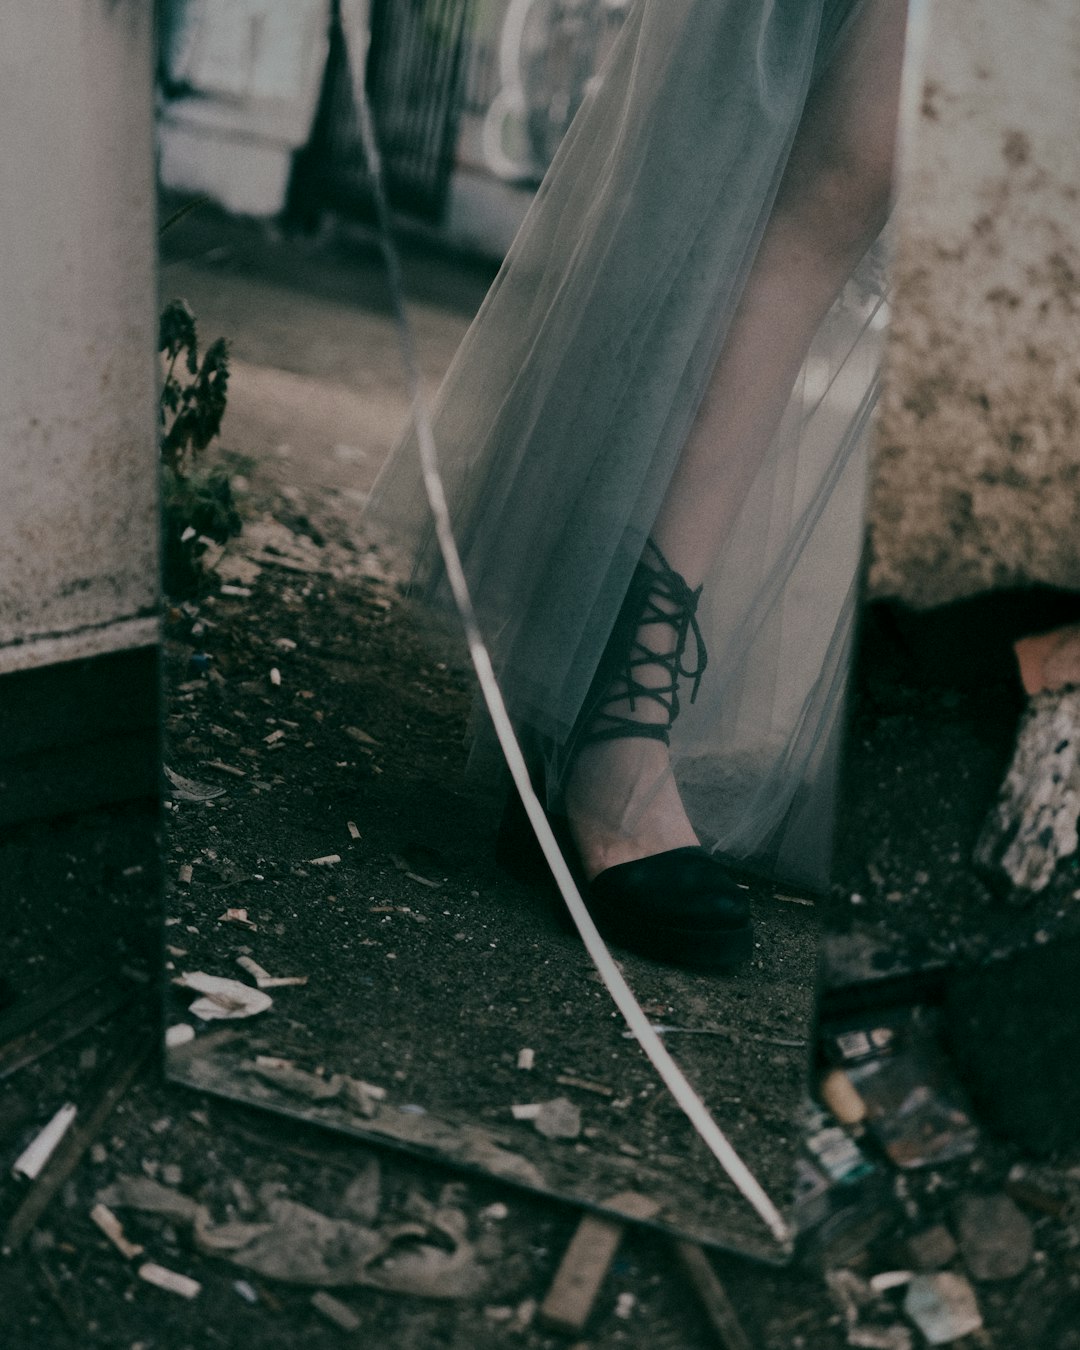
[157,0,1080,1268]
[155,0,907,1262]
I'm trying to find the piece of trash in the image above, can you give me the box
[534,1098,581,1140]
[164,772,228,799]
[907,1225,958,1270]
[263,729,285,745]
[517,1049,535,1071]
[802,1105,875,1186]
[870,1270,913,1293]
[513,1097,583,1137]
[269,667,282,687]
[344,726,378,746]
[138,1262,201,1299]
[236,956,273,985]
[177,864,193,886]
[902,1273,982,1345]
[841,1010,978,1168]
[556,1074,613,1098]
[224,1185,480,1296]
[309,854,341,867]
[235,956,307,989]
[12,1103,78,1180]
[247,1062,344,1101]
[1014,623,1080,695]
[481,1203,509,1222]
[90,1203,144,1259]
[205,760,246,778]
[274,637,297,652]
[614,1292,636,1319]
[311,1290,361,1330]
[218,908,257,929]
[233,1279,259,1304]
[953,1193,1033,1281]
[826,1269,877,1329]
[165,1024,195,1049]
[847,1329,913,1350]
[820,1068,867,1127]
[341,1161,382,1225]
[405,871,441,888]
[347,821,361,840]
[219,584,251,598]
[342,1078,386,1118]
[173,972,272,1021]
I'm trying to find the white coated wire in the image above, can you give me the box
[340,12,792,1252]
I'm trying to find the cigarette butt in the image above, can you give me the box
[347,821,361,839]
[236,955,273,985]
[820,1068,867,1126]
[12,1103,78,1180]
[90,1203,144,1259]
[138,1262,201,1299]
[517,1048,535,1071]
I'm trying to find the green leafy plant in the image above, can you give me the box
[159,298,239,596]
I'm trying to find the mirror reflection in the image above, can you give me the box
[157,0,908,1259]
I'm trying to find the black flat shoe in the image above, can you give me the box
[589,846,752,971]
[496,791,752,971]
[495,538,754,973]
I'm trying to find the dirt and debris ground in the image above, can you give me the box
[3,209,1080,1346]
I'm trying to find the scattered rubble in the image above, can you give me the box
[902,1272,982,1345]
[953,1192,1034,1281]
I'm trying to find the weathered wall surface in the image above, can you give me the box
[869,0,1080,608]
[0,1,159,672]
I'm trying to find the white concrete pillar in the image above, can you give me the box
[0,0,159,673]
[871,0,1080,608]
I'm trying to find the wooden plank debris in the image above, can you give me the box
[538,1192,661,1335]
[673,1241,753,1350]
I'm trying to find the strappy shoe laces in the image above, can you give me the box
[580,539,708,747]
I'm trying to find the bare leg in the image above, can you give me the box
[567,0,908,879]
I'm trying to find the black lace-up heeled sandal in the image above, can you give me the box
[499,540,752,972]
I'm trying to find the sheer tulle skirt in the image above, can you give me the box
[365,0,884,889]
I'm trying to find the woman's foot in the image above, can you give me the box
[563,735,699,880]
[562,538,704,879]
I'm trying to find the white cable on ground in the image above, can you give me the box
[340,12,792,1252]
